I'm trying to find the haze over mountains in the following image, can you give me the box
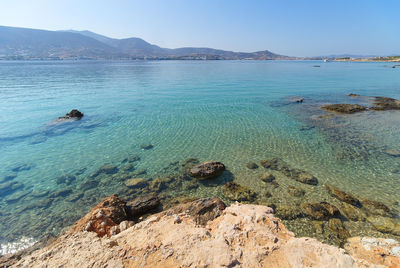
[0,25,293,60]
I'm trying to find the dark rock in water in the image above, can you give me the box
[260,158,318,185]
[182,158,200,173]
[325,184,361,207]
[58,109,84,120]
[1,173,17,183]
[92,164,119,177]
[299,126,315,131]
[322,104,367,114]
[132,169,147,176]
[246,162,259,169]
[313,65,320,68]
[149,178,165,192]
[49,188,73,198]
[223,182,257,202]
[383,149,400,157]
[122,155,141,163]
[55,174,76,185]
[301,202,340,220]
[361,199,392,217]
[125,178,148,189]
[275,205,303,220]
[370,96,400,111]
[289,97,305,103]
[340,203,366,221]
[121,163,135,172]
[189,161,225,180]
[11,163,34,172]
[260,173,275,183]
[5,190,31,204]
[287,186,305,197]
[172,197,226,226]
[31,190,49,198]
[140,144,154,150]
[328,218,350,241]
[79,178,99,191]
[367,216,400,236]
[0,181,24,196]
[66,192,84,202]
[348,93,361,97]
[75,167,87,176]
[126,194,161,219]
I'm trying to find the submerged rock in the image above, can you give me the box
[361,199,392,217]
[97,164,119,175]
[348,93,361,97]
[321,104,367,114]
[189,161,225,180]
[58,109,84,120]
[287,186,305,197]
[340,203,366,221]
[55,174,76,185]
[246,162,259,169]
[149,178,165,192]
[383,149,400,157]
[325,184,361,207]
[301,202,340,220]
[275,205,303,220]
[125,178,147,189]
[1,173,17,183]
[140,144,154,150]
[328,218,350,241]
[223,182,256,202]
[0,181,24,196]
[123,155,141,163]
[367,216,400,236]
[260,173,275,183]
[11,163,34,173]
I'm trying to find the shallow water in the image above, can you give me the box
[1,60,400,249]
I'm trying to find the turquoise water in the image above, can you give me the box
[1,60,400,249]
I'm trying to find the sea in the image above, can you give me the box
[1,60,400,253]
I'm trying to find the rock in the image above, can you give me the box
[0,181,24,196]
[313,65,320,67]
[11,163,34,172]
[68,194,128,237]
[295,172,318,185]
[260,173,275,183]
[325,184,361,207]
[287,186,305,197]
[321,104,367,114]
[289,97,305,103]
[140,144,154,150]
[126,195,160,219]
[4,190,31,204]
[49,189,73,198]
[370,96,400,111]
[121,164,135,172]
[223,182,256,202]
[383,149,400,157]
[275,205,303,220]
[328,218,350,241]
[340,203,366,221]
[119,220,134,232]
[125,155,140,163]
[246,162,259,169]
[189,161,225,180]
[55,174,76,185]
[367,216,400,236]
[97,164,119,175]
[124,178,148,189]
[149,178,165,192]
[361,199,392,217]
[301,202,340,220]
[58,109,84,120]
[79,178,99,191]
[31,190,49,198]
[348,93,360,97]
[17,202,370,267]
[1,173,17,183]
[345,237,400,267]
[132,169,147,176]
[260,158,286,170]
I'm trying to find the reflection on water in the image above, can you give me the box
[1,60,400,249]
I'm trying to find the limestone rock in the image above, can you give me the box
[301,202,340,220]
[126,195,160,219]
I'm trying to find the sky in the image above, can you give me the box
[0,0,399,57]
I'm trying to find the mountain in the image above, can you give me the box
[0,26,292,60]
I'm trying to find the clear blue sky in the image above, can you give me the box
[1,0,399,56]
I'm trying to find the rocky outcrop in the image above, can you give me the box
[58,109,84,120]
[321,104,367,114]
[189,161,225,179]
[370,96,400,111]
[126,195,160,219]
[13,200,400,268]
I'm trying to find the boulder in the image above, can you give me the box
[287,186,305,197]
[321,104,367,114]
[223,182,256,202]
[58,109,84,120]
[301,202,340,220]
[246,162,259,169]
[325,184,361,207]
[295,172,318,185]
[260,173,275,183]
[189,161,225,179]
[126,195,161,219]
[340,203,366,221]
[68,194,128,237]
[361,199,392,217]
[275,205,303,220]
[149,178,165,192]
[125,178,148,189]
[367,216,400,236]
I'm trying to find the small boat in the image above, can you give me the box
[323,59,329,62]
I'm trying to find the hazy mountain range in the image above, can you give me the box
[0,25,294,60]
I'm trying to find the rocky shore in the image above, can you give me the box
[2,195,399,267]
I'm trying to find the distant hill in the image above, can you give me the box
[0,26,293,60]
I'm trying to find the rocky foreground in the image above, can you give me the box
[2,195,399,268]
